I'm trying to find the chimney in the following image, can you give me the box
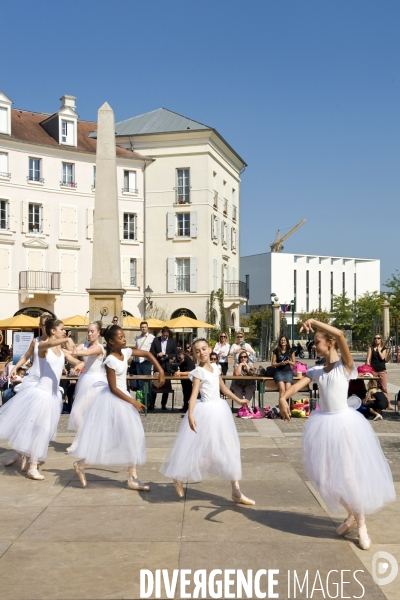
[60,95,76,110]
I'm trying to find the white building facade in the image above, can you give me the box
[241,251,380,317]
[0,92,146,321]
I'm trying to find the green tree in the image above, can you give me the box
[240,307,272,341]
[384,270,400,318]
[295,308,330,337]
[352,291,382,342]
[330,293,354,330]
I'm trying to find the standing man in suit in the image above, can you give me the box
[150,326,177,410]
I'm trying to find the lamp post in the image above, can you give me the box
[382,294,390,345]
[144,286,153,318]
[290,300,295,347]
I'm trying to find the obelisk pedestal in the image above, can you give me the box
[86,102,125,324]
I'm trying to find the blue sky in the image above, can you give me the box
[3,1,399,286]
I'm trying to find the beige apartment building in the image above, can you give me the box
[112,108,248,330]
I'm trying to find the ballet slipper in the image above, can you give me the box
[232,491,255,506]
[20,456,28,471]
[5,452,21,467]
[358,533,372,551]
[336,516,356,536]
[73,461,87,488]
[65,446,72,454]
[127,478,150,492]
[173,479,185,498]
[373,414,383,421]
[27,468,44,481]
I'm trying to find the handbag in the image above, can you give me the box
[265,366,276,377]
[357,364,374,375]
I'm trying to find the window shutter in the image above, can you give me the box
[60,253,77,291]
[119,212,124,241]
[190,257,197,293]
[28,250,44,271]
[136,258,143,289]
[213,259,218,292]
[227,226,231,250]
[9,200,17,232]
[42,204,50,235]
[0,152,7,173]
[167,212,174,239]
[136,214,143,242]
[129,171,136,191]
[0,247,10,288]
[122,256,131,287]
[227,265,230,282]
[217,217,221,243]
[190,211,197,238]
[86,208,94,240]
[211,215,214,240]
[21,201,28,233]
[167,257,174,292]
[60,205,77,239]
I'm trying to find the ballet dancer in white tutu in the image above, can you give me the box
[71,324,165,491]
[9,312,52,394]
[67,321,105,449]
[278,319,396,550]
[160,338,255,505]
[0,318,82,479]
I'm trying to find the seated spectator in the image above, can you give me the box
[364,380,388,421]
[0,357,13,392]
[231,351,256,402]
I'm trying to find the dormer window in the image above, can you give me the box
[0,92,13,135]
[0,108,7,133]
[61,120,74,145]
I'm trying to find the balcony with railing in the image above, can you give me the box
[175,186,191,204]
[122,187,138,194]
[223,280,248,300]
[19,271,61,291]
[27,176,44,184]
[176,275,190,292]
[60,180,77,188]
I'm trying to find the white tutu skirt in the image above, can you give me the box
[160,398,242,482]
[303,407,396,515]
[68,372,106,432]
[71,385,146,467]
[13,374,40,394]
[0,385,62,463]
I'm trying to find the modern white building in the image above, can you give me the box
[240,251,380,317]
[0,92,146,321]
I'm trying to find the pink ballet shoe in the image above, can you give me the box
[5,452,20,467]
[127,478,150,491]
[173,479,185,498]
[27,468,44,481]
[73,462,87,488]
[232,492,255,506]
[358,534,372,551]
[373,414,383,421]
[336,516,356,536]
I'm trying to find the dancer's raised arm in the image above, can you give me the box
[300,318,353,372]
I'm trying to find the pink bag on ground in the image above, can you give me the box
[295,362,308,374]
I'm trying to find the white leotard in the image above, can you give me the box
[306,359,358,412]
[81,342,105,373]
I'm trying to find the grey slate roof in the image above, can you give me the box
[114,108,210,135]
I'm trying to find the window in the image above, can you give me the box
[318,271,321,310]
[245,274,250,313]
[123,170,137,193]
[0,152,9,177]
[61,120,74,145]
[92,166,96,190]
[223,198,228,215]
[123,213,137,240]
[211,215,218,240]
[294,256,297,263]
[0,107,7,134]
[61,163,76,187]
[330,271,334,310]
[354,273,357,300]
[231,228,237,250]
[294,270,297,306]
[29,203,42,233]
[28,157,42,182]
[176,258,190,292]
[130,258,137,286]
[213,190,218,208]
[176,169,190,203]
[306,270,309,312]
[342,272,345,295]
[232,205,237,222]
[0,200,8,230]
[176,213,190,237]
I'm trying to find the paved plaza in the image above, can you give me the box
[0,364,399,599]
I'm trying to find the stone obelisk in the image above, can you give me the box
[87,102,125,324]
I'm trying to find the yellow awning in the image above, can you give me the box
[62,315,89,327]
[0,315,40,329]
[163,316,216,329]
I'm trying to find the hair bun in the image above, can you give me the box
[100,327,108,338]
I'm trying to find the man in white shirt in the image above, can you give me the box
[134,321,155,391]
[230,331,255,365]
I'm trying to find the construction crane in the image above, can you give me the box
[270,219,306,252]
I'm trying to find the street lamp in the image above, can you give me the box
[290,299,295,347]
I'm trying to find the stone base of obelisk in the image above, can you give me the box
[87,288,126,326]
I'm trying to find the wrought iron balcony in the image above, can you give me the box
[27,176,44,183]
[60,181,77,188]
[223,280,248,299]
[19,271,61,291]
[122,187,138,194]
[175,187,191,204]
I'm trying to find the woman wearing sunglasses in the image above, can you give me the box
[213,332,230,375]
[230,332,255,366]
[366,335,391,406]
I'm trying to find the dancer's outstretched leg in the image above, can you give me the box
[337,499,356,536]
[27,461,44,480]
[73,458,87,487]
[172,479,185,498]
[127,466,150,491]
[354,510,371,550]
[231,480,255,506]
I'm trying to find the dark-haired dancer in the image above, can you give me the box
[71,324,165,491]
[67,321,105,450]
[278,319,396,551]
[0,319,82,480]
[160,338,255,505]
